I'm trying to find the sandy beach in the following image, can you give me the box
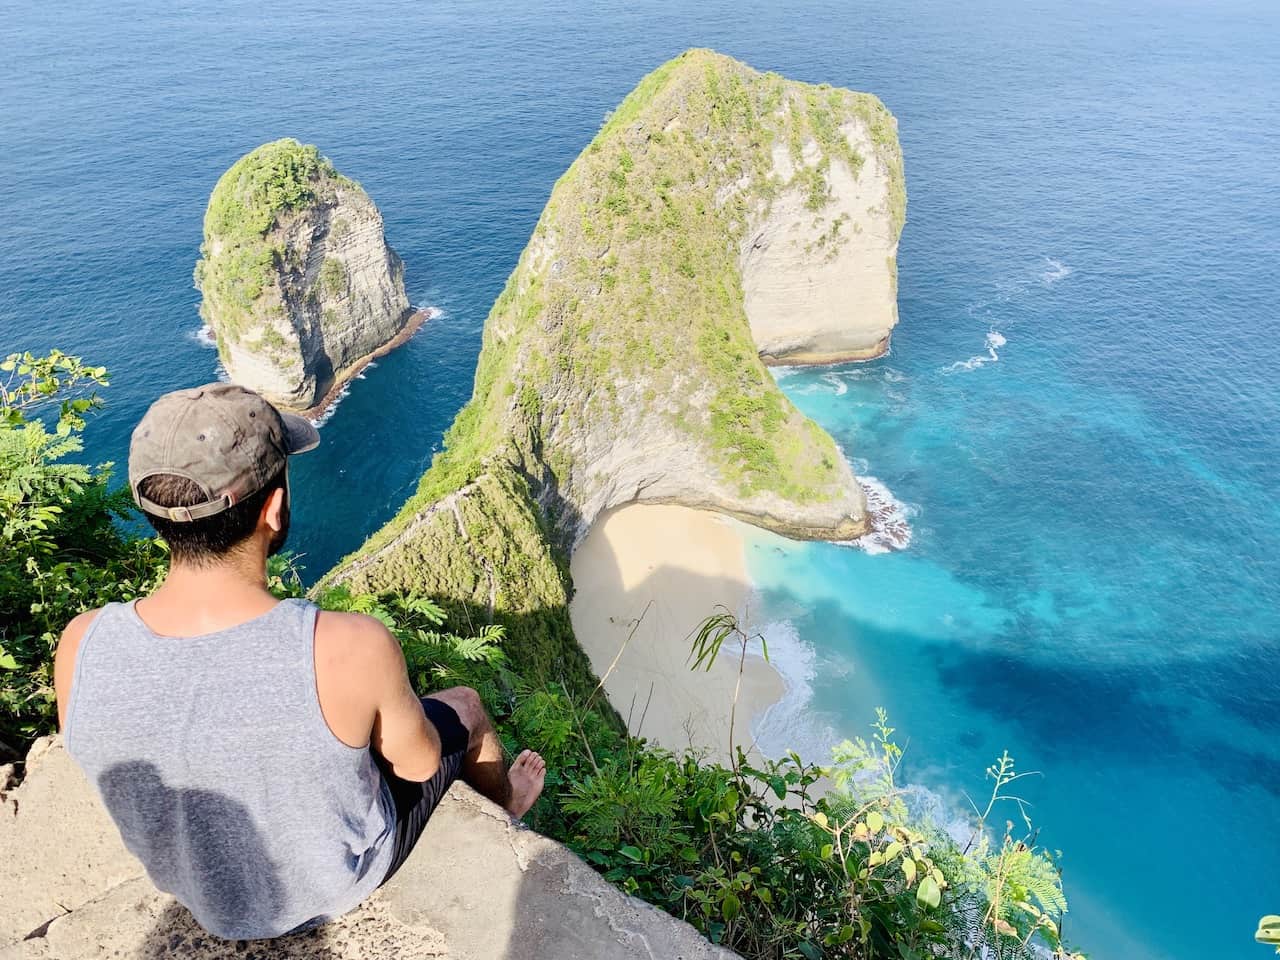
[569,503,784,764]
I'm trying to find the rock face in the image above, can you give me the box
[742,127,903,364]
[194,139,415,413]
[2,738,737,959]
[322,50,905,683]
[320,49,905,714]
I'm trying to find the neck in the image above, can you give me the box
[160,544,271,599]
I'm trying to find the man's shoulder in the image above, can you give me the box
[313,609,403,671]
[314,608,395,640]
[311,609,405,743]
[54,607,107,728]
[61,607,105,646]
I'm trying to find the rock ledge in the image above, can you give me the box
[3,738,734,960]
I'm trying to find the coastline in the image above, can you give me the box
[301,306,435,421]
[569,503,784,764]
[760,332,892,367]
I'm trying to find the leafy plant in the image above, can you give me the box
[0,351,168,758]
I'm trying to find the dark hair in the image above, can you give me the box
[139,469,285,564]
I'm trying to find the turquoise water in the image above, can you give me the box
[3,1,1277,957]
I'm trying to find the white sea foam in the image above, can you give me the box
[191,324,217,349]
[310,381,352,427]
[750,618,840,760]
[1040,256,1073,285]
[311,303,441,425]
[749,620,981,848]
[898,779,983,848]
[820,371,849,396]
[850,475,915,554]
[943,329,1006,374]
[826,452,915,554]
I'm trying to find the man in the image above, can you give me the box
[53,383,545,940]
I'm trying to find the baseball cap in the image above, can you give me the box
[129,383,320,522]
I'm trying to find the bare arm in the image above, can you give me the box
[54,610,99,730]
[314,611,442,782]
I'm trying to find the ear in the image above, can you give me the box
[262,486,287,533]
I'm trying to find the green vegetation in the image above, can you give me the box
[334,50,905,593]
[3,53,936,960]
[2,355,1083,959]
[0,352,167,756]
[341,589,1084,960]
[193,138,352,343]
[320,257,347,298]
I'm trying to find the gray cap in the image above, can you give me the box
[129,383,320,522]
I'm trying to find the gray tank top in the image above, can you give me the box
[65,598,396,939]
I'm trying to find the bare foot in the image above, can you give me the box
[505,749,546,818]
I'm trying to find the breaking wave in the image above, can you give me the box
[192,324,217,349]
[751,618,839,760]
[310,368,368,427]
[750,621,982,848]
[820,371,849,395]
[190,305,442,427]
[853,475,914,553]
[944,329,1006,374]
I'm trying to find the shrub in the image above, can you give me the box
[320,257,347,298]
[0,351,167,757]
[1,354,1084,959]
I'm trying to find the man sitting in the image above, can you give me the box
[54,383,545,939]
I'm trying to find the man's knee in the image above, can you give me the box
[434,685,487,735]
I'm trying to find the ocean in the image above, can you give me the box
[2,1,1276,957]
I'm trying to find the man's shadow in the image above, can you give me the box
[96,762,337,959]
[137,902,335,959]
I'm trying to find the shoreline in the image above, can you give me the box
[759,331,892,367]
[569,503,785,764]
[301,306,434,421]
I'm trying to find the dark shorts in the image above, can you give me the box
[374,696,469,885]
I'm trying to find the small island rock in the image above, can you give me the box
[194,139,414,413]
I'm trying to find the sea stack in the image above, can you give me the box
[193,139,415,414]
[325,49,907,601]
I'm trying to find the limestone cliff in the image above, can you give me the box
[743,122,904,364]
[194,139,416,414]
[1,738,736,959]
[320,50,905,692]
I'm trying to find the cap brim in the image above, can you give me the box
[281,412,321,454]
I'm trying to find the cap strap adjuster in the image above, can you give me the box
[136,493,235,523]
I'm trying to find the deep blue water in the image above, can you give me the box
[2,1,1276,957]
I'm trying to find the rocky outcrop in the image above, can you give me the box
[742,126,903,364]
[330,50,906,594]
[317,51,907,725]
[322,52,907,685]
[1,738,736,959]
[194,139,418,414]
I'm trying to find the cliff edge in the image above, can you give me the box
[1,738,736,959]
[194,139,417,414]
